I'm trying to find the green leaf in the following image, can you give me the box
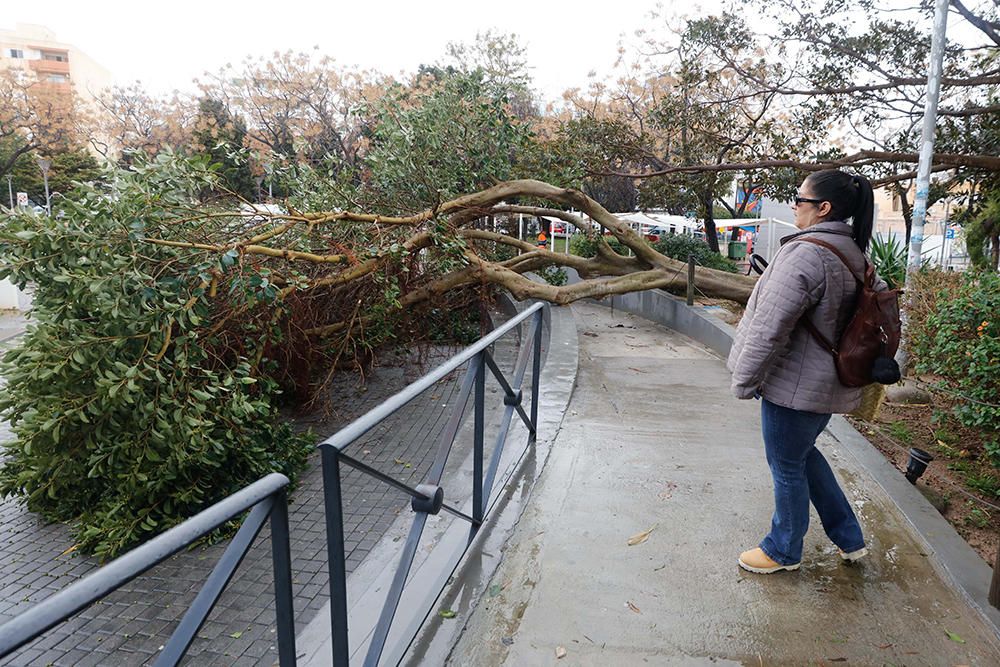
[945,630,966,644]
[438,609,457,619]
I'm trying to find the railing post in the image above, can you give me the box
[270,490,296,667]
[686,254,695,306]
[322,446,350,667]
[530,309,542,439]
[473,351,485,525]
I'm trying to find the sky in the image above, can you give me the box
[5,0,695,102]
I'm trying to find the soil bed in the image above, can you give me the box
[847,381,1000,566]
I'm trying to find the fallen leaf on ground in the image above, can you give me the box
[583,331,599,337]
[876,643,893,649]
[946,630,966,644]
[488,584,502,597]
[657,483,678,500]
[229,631,243,639]
[628,367,647,373]
[555,646,567,659]
[60,544,79,557]
[439,609,457,619]
[393,458,412,468]
[626,601,642,614]
[627,525,656,546]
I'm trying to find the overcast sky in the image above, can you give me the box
[5,0,698,102]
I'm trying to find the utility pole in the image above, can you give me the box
[37,157,52,216]
[6,175,12,210]
[899,0,949,370]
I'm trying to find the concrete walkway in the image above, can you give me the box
[449,302,1000,666]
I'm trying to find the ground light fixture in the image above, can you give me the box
[905,447,934,484]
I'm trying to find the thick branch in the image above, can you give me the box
[595,151,1000,180]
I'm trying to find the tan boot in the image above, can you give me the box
[738,547,800,574]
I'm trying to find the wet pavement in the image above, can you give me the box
[448,302,1000,666]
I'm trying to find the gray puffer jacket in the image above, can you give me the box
[727,221,886,414]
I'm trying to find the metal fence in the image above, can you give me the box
[0,301,547,666]
[0,473,297,667]
[321,301,547,666]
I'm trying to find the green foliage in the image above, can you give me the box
[363,71,534,211]
[887,420,913,444]
[911,271,1000,442]
[191,97,257,200]
[869,233,907,289]
[6,142,104,207]
[569,233,628,258]
[0,153,313,559]
[538,266,567,286]
[652,234,739,273]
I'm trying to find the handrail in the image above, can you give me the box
[320,301,545,452]
[320,301,549,666]
[0,472,296,666]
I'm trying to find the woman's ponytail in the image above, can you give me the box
[851,174,874,253]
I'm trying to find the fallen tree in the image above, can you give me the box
[0,156,753,557]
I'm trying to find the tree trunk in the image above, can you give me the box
[702,189,720,254]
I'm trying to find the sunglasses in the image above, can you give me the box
[794,196,825,206]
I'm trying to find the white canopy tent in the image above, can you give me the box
[714,218,799,264]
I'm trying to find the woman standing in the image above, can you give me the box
[727,169,885,574]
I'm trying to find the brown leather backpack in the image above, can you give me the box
[795,237,902,387]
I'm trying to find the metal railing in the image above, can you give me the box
[321,301,547,666]
[0,473,297,666]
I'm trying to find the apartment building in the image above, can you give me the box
[0,22,112,103]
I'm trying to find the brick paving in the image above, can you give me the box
[0,318,525,666]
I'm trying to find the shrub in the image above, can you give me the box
[652,234,739,273]
[910,270,1000,439]
[569,233,628,257]
[0,156,314,559]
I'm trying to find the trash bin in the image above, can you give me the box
[727,241,747,260]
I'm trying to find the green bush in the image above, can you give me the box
[0,156,314,559]
[652,234,739,273]
[569,233,628,257]
[911,271,1000,439]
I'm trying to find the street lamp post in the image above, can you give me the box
[36,157,52,216]
[5,175,12,210]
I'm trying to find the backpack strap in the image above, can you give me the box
[793,237,866,284]
[789,236,866,356]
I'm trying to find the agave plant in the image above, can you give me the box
[870,233,908,289]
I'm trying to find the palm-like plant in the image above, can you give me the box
[870,233,908,289]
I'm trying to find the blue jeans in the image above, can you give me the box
[759,399,865,565]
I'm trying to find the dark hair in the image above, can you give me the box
[804,169,874,252]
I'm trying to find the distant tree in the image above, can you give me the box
[0,69,90,179]
[7,144,103,205]
[93,83,195,163]
[191,97,256,200]
[197,52,385,176]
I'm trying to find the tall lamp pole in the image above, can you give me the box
[5,174,12,210]
[36,156,52,216]
[898,0,949,370]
